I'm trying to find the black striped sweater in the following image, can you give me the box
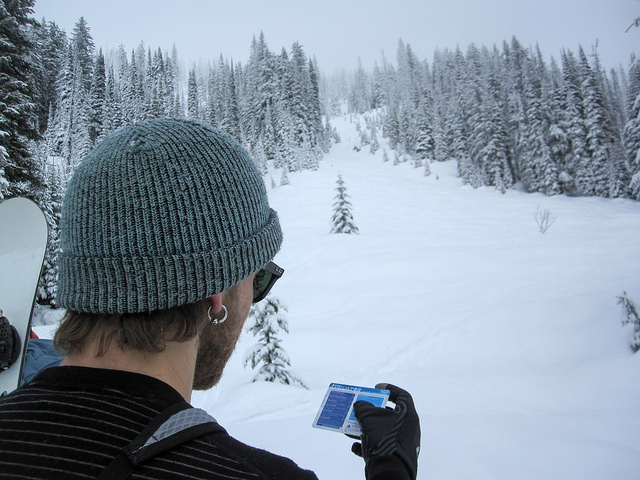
[0,366,318,479]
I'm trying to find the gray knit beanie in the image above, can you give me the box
[57,118,282,314]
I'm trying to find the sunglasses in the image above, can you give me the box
[253,261,284,303]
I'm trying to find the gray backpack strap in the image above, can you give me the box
[98,401,224,480]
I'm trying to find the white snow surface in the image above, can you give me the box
[34,115,640,479]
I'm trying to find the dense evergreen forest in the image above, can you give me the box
[338,39,639,198]
[1,0,639,305]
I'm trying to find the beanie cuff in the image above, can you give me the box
[57,209,282,314]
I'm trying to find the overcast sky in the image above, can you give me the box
[33,0,639,73]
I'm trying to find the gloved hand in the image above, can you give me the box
[351,383,420,480]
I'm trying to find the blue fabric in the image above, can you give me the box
[21,339,62,385]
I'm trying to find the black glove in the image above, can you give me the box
[351,383,420,480]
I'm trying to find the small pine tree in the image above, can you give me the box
[244,297,306,387]
[330,174,359,234]
[617,292,640,353]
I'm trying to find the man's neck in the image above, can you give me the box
[61,338,198,402]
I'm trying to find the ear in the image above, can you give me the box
[209,294,223,314]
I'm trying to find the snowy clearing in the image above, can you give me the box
[35,115,640,479]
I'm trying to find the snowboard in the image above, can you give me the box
[0,197,48,396]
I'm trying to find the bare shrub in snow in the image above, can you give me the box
[534,206,556,233]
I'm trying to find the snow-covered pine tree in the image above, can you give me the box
[330,174,359,234]
[71,87,93,166]
[308,59,329,153]
[296,134,319,171]
[457,156,483,188]
[578,47,615,196]
[145,48,169,120]
[624,59,640,199]
[0,146,9,200]
[349,59,371,114]
[244,33,275,153]
[414,103,434,175]
[519,55,560,195]
[0,0,44,198]
[36,158,64,306]
[88,49,106,146]
[372,62,387,109]
[547,67,577,194]
[251,137,268,176]
[383,105,400,151]
[225,63,242,141]
[244,296,306,387]
[47,16,97,171]
[272,107,293,170]
[560,50,592,195]
[187,68,199,119]
[30,19,67,134]
[101,65,122,139]
[261,103,277,164]
[617,291,640,352]
[369,125,380,155]
[469,95,513,193]
[205,59,222,128]
[71,17,95,92]
[116,47,137,124]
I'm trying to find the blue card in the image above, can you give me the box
[312,383,391,436]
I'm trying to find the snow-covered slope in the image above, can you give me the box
[36,115,640,479]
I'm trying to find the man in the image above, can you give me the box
[0,118,420,479]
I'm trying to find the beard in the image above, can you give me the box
[192,284,252,390]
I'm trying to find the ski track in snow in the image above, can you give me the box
[34,114,640,479]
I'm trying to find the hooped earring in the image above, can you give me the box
[208,305,228,325]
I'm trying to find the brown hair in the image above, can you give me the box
[54,300,208,357]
